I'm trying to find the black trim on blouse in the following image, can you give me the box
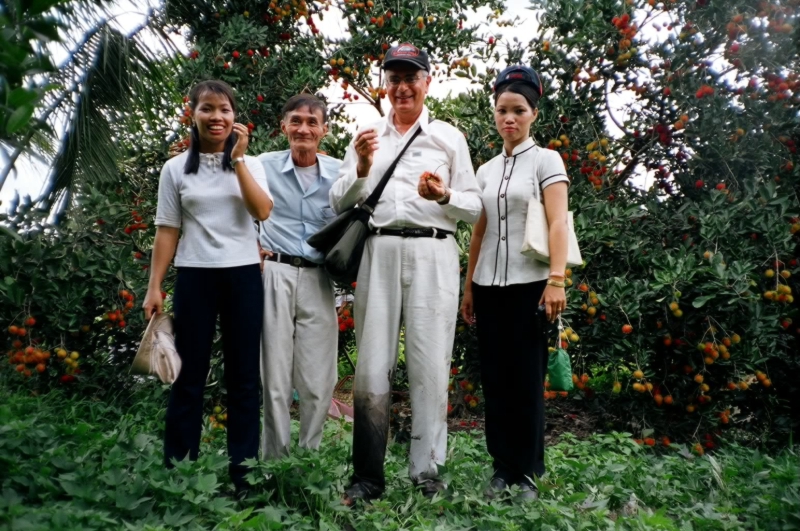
[540,172,568,189]
[489,144,535,286]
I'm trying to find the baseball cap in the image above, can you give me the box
[383,43,430,72]
[494,65,543,96]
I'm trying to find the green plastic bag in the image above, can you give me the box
[547,347,574,391]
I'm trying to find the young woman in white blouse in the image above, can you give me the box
[461,66,570,502]
[142,80,273,498]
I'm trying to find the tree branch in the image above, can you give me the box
[607,136,656,188]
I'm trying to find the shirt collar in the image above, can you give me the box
[281,150,332,179]
[384,105,431,137]
[199,152,225,172]
[503,137,536,158]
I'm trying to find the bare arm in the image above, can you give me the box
[542,182,569,276]
[142,226,179,320]
[232,123,273,221]
[460,209,487,324]
[539,181,569,322]
[235,162,272,220]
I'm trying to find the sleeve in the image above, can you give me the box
[538,149,570,191]
[245,155,272,199]
[440,131,482,224]
[475,163,486,191]
[329,138,369,213]
[154,163,181,228]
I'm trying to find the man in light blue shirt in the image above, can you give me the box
[257,93,342,460]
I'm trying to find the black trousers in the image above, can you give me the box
[164,265,264,489]
[472,280,548,484]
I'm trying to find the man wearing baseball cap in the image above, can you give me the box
[330,43,482,503]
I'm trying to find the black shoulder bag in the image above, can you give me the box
[307,122,427,284]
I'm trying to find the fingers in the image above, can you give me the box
[543,295,567,323]
[355,130,379,157]
[418,172,447,200]
[418,173,431,197]
[428,180,445,197]
[233,123,249,144]
[144,306,152,321]
[231,123,249,157]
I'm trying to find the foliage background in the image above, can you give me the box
[1,0,799,450]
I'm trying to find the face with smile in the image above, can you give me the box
[386,66,431,120]
[494,90,538,152]
[281,106,327,155]
[192,91,235,153]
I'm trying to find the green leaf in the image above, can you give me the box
[24,19,62,42]
[7,88,40,108]
[194,473,218,493]
[6,104,34,134]
[29,0,65,16]
[692,295,715,308]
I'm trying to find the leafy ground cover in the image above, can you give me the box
[1,386,798,531]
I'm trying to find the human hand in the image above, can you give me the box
[460,290,475,325]
[259,247,273,272]
[354,128,378,177]
[231,123,251,160]
[539,284,566,323]
[418,172,447,201]
[142,287,164,321]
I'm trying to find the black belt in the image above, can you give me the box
[266,253,320,268]
[371,227,453,239]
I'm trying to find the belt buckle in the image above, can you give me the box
[291,257,302,267]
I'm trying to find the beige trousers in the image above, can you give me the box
[351,234,459,487]
[260,260,338,459]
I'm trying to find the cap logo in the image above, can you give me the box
[393,44,420,57]
[507,72,525,80]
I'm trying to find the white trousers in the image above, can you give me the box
[351,235,459,487]
[260,260,338,459]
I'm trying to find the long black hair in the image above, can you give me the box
[184,80,238,175]
[494,80,541,110]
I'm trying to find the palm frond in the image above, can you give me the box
[37,21,178,203]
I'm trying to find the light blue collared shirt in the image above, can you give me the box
[258,150,342,263]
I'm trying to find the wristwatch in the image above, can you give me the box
[436,189,451,205]
[231,157,245,167]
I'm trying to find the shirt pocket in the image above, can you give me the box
[321,206,337,219]
[401,151,451,185]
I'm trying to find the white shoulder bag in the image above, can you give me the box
[520,170,582,268]
[130,312,181,384]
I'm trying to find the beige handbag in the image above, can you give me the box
[521,181,583,268]
[130,312,181,384]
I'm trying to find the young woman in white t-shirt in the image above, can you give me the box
[142,80,273,498]
[460,66,570,502]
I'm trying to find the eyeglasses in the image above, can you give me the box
[385,74,425,88]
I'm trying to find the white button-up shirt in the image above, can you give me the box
[329,106,482,230]
[472,138,570,287]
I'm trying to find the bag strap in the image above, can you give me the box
[361,116,434,213]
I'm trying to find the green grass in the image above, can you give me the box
[0,386,798,531]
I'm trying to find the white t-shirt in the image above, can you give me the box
[472,138,570,287]
[155,151,272,268]
[295,163,319,192]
